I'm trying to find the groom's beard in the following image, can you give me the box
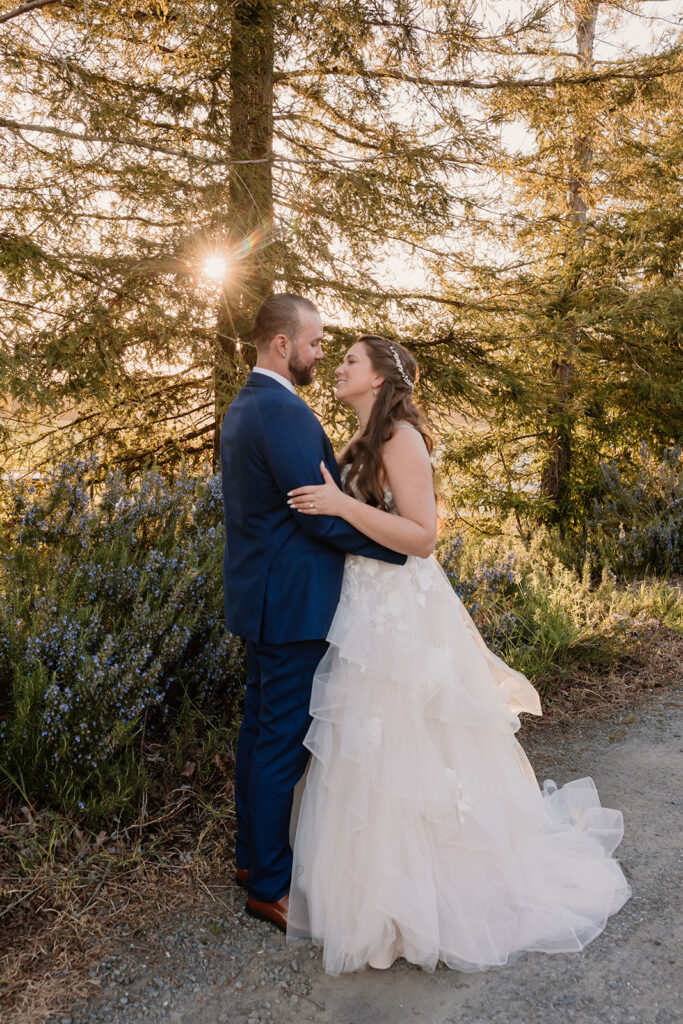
[288,350,317,387]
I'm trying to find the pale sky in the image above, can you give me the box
[373,0,683,295]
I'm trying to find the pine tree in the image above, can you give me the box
[1,0,679,527]
[0,0,499,471]
[441,1,683,532]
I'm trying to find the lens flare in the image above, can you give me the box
[202,254,229,280]
[232,223,271,260]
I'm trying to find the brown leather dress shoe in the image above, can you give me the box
[245,893,289,933]
[235,867,248,889]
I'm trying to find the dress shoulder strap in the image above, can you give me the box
[392,421,418,432]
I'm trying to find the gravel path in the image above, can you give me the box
[58,686,682,1024]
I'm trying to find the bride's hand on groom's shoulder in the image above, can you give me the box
[287,462,348,517]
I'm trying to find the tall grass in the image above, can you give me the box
[438,529,682,692]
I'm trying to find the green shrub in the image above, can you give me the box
[2,456,680,827]
[437,529,680,692]
[585,444,683,577]
[0,459,245,825]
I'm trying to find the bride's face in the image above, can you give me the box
[334,342,383,406]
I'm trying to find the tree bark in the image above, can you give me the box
[212,0,276,470]
[541,1,599,523]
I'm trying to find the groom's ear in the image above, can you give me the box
[272,332,289,360]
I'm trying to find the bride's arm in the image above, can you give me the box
[288,428,437,558]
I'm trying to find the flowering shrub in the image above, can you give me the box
[0,459,245,823]
[1,457,679,825]
[437,536,524,656]
[586,444,683,576]
[436,529,671,689]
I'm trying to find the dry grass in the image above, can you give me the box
[2,627,682,1024]
[525,625,683,729]
[0,780,238,1024]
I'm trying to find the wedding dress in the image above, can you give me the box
[286,477,631,975]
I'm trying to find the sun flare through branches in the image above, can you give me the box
[202,254,230,281]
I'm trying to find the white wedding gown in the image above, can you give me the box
[286,498,631,975]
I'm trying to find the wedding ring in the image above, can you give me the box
[310,502,314,509]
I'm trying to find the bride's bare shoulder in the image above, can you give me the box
[385,421,423,448]
[382,422,429,463]
[391,420,420,435]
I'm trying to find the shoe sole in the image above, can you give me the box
[245,902,287,933]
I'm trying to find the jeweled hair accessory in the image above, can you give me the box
[388,342,414,390]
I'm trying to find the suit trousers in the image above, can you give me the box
[235,637,328,903]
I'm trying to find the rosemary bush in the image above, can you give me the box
[436,529,675,691]
[586,444,683,577]
[2,455,679,826]
[0,459,245,824]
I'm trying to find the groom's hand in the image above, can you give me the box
[287,462,350,518]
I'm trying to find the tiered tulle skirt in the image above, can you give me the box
[286,554,631,975]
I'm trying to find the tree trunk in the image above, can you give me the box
[212,0,275,470]
[541,1,599,523]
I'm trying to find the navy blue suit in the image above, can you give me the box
[220,372,406,901]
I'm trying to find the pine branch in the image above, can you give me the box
[0,296,82,321]
[113,421,216,465]
[1,112,438,170]
[288,274,509,314]
[0,114,232,166]
[22,49,210,109]
[6,374,213,449]
[277,59,683,91]
[0,0,62,25]
[152,403,213,426]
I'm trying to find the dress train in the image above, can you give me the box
[286,553,631,975]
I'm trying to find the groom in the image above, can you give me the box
[220,293,405,932]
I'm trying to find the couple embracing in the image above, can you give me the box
[219,293,630,977]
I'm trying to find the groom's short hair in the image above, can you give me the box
[250,293,319,351]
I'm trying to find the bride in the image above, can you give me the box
[284,334,631,976]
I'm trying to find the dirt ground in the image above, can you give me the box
[53,684,682,1024]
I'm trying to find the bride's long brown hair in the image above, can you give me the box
[339,335,433,509]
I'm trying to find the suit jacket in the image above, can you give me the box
[220,372,406,644]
